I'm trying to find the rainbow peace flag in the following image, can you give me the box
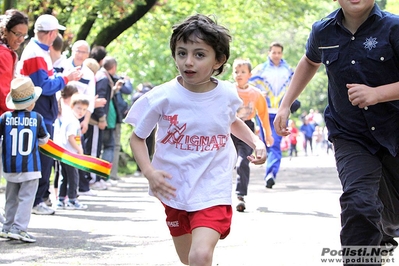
[39,139,112,178]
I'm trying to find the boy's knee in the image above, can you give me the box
[188,247,213,266]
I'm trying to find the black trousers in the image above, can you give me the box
[79,124,103,192]
[333,138,399,248]
[233,120,254,197]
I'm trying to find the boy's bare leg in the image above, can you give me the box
[172,227,220,266]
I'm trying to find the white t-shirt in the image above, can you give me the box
[57,107,82,154]
[125,76,242,211]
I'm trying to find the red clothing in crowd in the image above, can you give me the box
[0,43,18,115]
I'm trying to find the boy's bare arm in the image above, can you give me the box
[130,131,176,199]
[231,118,266,164]
[68,135,83,154]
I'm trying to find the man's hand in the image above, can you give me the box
[273,107,291,136]
[94,95,106,108]
[98,120,107,130]
[65,66,83,82]
[114,80,124,92]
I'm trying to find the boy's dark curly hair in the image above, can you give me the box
[169,14,231,76]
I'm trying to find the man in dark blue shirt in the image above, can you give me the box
[274,1,399,264]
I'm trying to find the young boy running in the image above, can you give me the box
[232,58,273,212]
[126,14,266,266]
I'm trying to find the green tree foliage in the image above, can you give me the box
[105,0,339,154]
[106,0,338,115]
[6,0,397,115]
[3,0,398,155]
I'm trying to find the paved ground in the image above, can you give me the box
[0,152,397,265]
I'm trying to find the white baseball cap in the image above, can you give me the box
[34,14,66,31]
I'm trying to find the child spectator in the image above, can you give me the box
[83,58,100,76]
[56,92,89,210]
[0,77,49,242]
[53,84,79,199]
[232,58,273,212]
[48,34,69,207]
[126,14,266,265]
[288,120,298,159]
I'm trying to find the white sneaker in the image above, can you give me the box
[32,202,55,215]
[8,228,36,243]
[0,229,9,238]
[78,190,97,196]
[105,179,117,187]
[90,181,107,190]
[100,179,112,187]
[65,200,88,210]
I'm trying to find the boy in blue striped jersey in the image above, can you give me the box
[0,77,49,242]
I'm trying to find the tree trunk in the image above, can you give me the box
[75,8,99,44]
[2,0,14,13]
[92,0,158,47]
